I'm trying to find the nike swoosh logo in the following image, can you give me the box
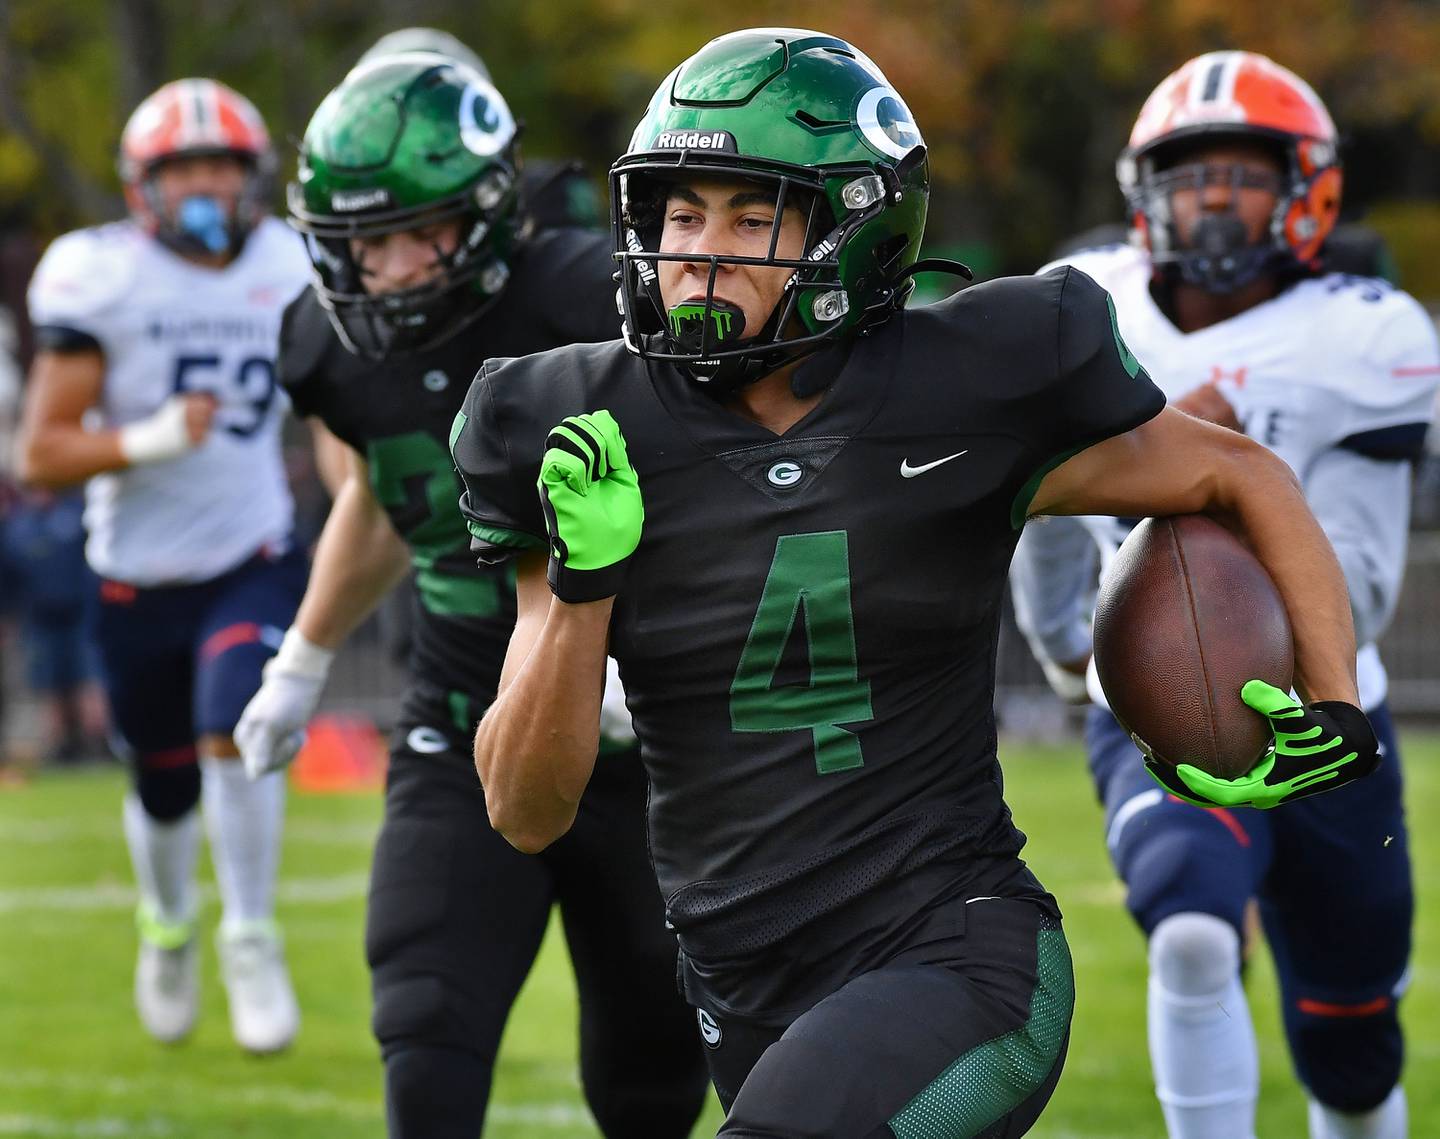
[900,450,968,478]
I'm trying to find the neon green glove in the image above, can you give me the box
[537,410,643,602]
[1144,680,1381,809]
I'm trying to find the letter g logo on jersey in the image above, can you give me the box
[766,460,804,488]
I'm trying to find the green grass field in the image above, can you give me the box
[1,734,1435,1138]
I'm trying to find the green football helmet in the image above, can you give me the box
[355,26,492,82]
[289,54,521,358]
[612,28,931,393]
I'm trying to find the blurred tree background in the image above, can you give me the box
[1,0,1439,292]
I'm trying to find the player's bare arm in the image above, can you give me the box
[291,446,411,649]
[17,349,214,488]
[472,553,609,853]
[309,419,355,500]
[1029,404,1358,707]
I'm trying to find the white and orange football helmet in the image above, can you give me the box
[119,78,276,256]
[1117,52,1343,292]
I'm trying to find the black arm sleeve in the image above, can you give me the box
[1339,422,1429,463]
[32,325,102,354]
[275,289,331,420]
[451,361,548,563]
[1008,266,1167,525]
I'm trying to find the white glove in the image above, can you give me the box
[236,628,335,781]
[1040,656,1091,706]
[118,396,199,465]
[599,656,637,748]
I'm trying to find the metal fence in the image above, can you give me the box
[1376,531,1440,715]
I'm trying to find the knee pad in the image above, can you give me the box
[134,759,201,822]
[1150,912,1240,997]
[371,972,479,1056]
[1292,1005,1402,1114]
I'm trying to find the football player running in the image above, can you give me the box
[233,52,706,1138]
[1010,52,1436,1139]
[17,80,309,1052]
[450,29,1385,1136]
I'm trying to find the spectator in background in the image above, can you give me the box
[1,486,109,765]
[0,300,20,780]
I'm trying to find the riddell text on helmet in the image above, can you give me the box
[652,130,737,151]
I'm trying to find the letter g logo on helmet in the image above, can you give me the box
[459,81,516,157]
[856,87,923,160]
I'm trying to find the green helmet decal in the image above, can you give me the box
[289,55,521,359]
[610,27,930,394]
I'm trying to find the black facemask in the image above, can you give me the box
[1176,212,1275,293]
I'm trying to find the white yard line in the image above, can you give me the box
[0,873,370,915]
[0,1070,595,1128]
[0,819,377,846]
[0,1117,173,1137]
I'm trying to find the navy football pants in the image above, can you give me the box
[94,547,306,819]
[1087,703,1412,1112]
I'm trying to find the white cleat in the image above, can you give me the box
[217,922,299,1055]
[135,934,199,1044]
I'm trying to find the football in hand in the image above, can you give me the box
[1092,514,1294,780]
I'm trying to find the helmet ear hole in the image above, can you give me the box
[875,233,911,275]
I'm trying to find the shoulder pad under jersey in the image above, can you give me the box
[27,223,143,333]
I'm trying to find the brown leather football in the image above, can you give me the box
[1092,514,1294,779]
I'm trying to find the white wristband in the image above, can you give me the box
[117,397,194,465]
[269,627,335,681]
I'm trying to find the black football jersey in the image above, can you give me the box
[452,266,1164,1008]
[280,226,619,741]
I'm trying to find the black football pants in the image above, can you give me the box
[699,899,1073,1138]
[365,737,708,1138]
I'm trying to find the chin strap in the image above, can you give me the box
[893,257,975,285]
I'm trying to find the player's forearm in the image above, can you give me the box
[292,476,411,649]
[17,423,128,488]
[1215,446,1359,705]
[474,598,610,853]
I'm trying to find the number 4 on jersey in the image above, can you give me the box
[730,531,873,774]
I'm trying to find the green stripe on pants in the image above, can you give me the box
[889,924,1075,1138]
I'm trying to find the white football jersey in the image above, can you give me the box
[28,217,311,585]
[1054,243,1440,709]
